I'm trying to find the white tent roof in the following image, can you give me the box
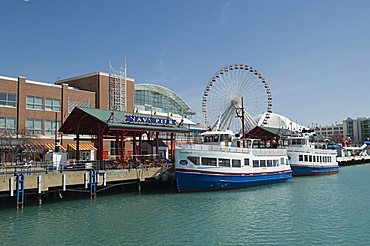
[254,112,308,132]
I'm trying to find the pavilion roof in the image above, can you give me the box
[59,107,190,135]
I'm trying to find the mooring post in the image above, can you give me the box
[37,175,42,205]
[62,174,66,191]
[84,171,88,189]
[103,172,107,186]
[9,176,14,197]
[137,180,142,194]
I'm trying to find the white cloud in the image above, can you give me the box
[218,1,231,27]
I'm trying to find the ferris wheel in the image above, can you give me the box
[202,64,272,134]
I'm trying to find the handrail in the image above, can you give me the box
[178,144,287,156]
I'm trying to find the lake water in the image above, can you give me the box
[1,164,370,245]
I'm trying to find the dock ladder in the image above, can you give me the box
[89,170,97,199]
[16,174,25,209]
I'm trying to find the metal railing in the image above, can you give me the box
[178,144,287,156]
[0,159,174,176]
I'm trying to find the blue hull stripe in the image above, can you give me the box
[176,171,292,192]
[290,165,339,176]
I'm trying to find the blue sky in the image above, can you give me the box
[1,0,369,126]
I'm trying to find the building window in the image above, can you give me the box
[26,96,43,110]
[0,93,16,107]
[45,98,61,112]
[45,120,60,136]
[0,117,16,133]
[26,118,42,135]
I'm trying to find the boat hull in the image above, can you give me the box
[290,164,339,176]
[175,169,292,192]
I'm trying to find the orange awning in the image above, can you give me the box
[68,143,97,151]
[22,143,66,152]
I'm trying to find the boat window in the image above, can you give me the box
[218,158,230,167]
[204,136,219,143]
[273,160,278,166]
[319,156,322,163]
[221,134,231,142]
[267,160,272,167]
[187,156,200,165]
[253,160,259,167]
[260,160,266,167]
[244,158,250,166]
[280,158,285,165]
[232,159,241,167]
[309,155,312,162]
[304,155,308,162]
[329,156,332,162]
[313,156,316,162]
[299,155,303,161]
[201,157,217,166]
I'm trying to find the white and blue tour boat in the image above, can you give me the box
[282,135,339,176]
[175,130,292,192]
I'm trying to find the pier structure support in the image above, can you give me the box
[170,133,175,161]
[9,176,14,197]
[137,180,142,194]
[156,132,159,158]
[37,175,42,205]
[120,131,125,161]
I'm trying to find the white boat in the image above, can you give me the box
[175,130,292,192]
[281,135,339,176]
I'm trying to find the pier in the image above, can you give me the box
[337,156,370,166]
[0,161,174,209]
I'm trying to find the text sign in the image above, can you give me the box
[125,115,177,126]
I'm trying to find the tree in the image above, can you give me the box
[0,129,32,163]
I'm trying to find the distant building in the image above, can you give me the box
[315,117,370,145]
[314,123,344,140]
[342,117,370,144]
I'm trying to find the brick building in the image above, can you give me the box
[0,72,135,162]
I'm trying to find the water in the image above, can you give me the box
[1,164,370,245]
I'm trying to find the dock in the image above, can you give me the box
[0,161,174,209]
[337,156,370,166]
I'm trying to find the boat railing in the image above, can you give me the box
[287,147,337,155]
[178,144,287,156]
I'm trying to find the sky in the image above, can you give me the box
[1,0,370,126]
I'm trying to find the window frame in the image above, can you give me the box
[26,96,44,110]
[0,93,16,107]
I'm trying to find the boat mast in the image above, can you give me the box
[240,97,246,148]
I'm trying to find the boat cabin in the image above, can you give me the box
[201,131,234,147]
[279,136,311,148]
